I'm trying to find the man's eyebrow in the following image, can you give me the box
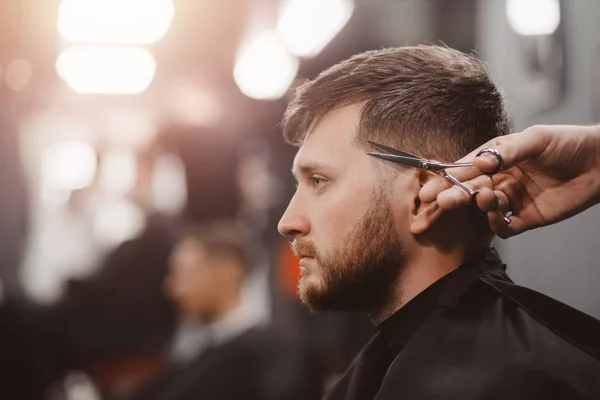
[291,162,335,180]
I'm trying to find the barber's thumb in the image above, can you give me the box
[474,131,542,174]
[474,152,502,174]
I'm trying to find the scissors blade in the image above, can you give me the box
[367,152,425,169]
[367,141,424,160]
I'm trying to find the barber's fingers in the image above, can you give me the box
[435,175,493,210]
[420,130,546,203]
[475,152,503,175]
[435,181,520,237]
[486,191,513,237]
[433,185,467,209]
[435,175,519,235]
[471,187,497,213]
[419,135,532,205]
[420,176,454,203]
[492,215,528,238]
[420,164,486,202]
[472,186,512,218]
[470,128,552,175]
[493,190,510,215]
[486,175,529,238]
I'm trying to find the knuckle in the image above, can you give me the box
[522,125,547,137]
[490,136,506,148]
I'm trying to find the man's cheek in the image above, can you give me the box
[317,203,349,239]
[323,190,370,234]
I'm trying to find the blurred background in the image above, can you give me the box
[0,0,598,399]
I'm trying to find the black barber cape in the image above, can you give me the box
[324,249,600,400]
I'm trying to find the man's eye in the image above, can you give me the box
[310,177,325,188]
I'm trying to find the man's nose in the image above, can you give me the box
[278,196,310,238]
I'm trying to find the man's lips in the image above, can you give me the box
[298,254,314,259]
[299,257,315,276]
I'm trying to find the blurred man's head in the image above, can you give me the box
[165,222,256,322]
[277,45,509,318]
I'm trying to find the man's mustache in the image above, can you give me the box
[290,240,318,259]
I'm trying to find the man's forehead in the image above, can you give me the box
[291,105,363,175]
[291,136,350,177]
[291,149,336,177]
[309,104,362,140]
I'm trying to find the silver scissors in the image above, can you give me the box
[367,141,511,224]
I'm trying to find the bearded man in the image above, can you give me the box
[278,45,600,399]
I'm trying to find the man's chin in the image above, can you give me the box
[298,278,351,312]
[298,278,326,311]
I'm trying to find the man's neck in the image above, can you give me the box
[370,249,472,325]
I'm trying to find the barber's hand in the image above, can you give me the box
[420,125,600,238]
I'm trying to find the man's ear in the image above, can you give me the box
[410,170,444,235]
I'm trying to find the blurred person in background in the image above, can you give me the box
[133,220,321,400]
[30,142,182,400]
[278,45,600,399]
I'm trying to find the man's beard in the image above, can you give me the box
[292,190,405,314]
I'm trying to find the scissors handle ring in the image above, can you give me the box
[476,148,505,175]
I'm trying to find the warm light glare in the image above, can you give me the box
[277,0,354,57]
[56,47,156,94]
[506,0,560,36]
[93,199,146,246]
[105,110,158,146]
[58,0,175,44]
[151,153,187,215]
[41,185,71,209]
[42,142,97,191]
[234,32,299,100]
[168,84,221,126]
[100,148,137,195]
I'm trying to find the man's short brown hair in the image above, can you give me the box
[283,45,510,162]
